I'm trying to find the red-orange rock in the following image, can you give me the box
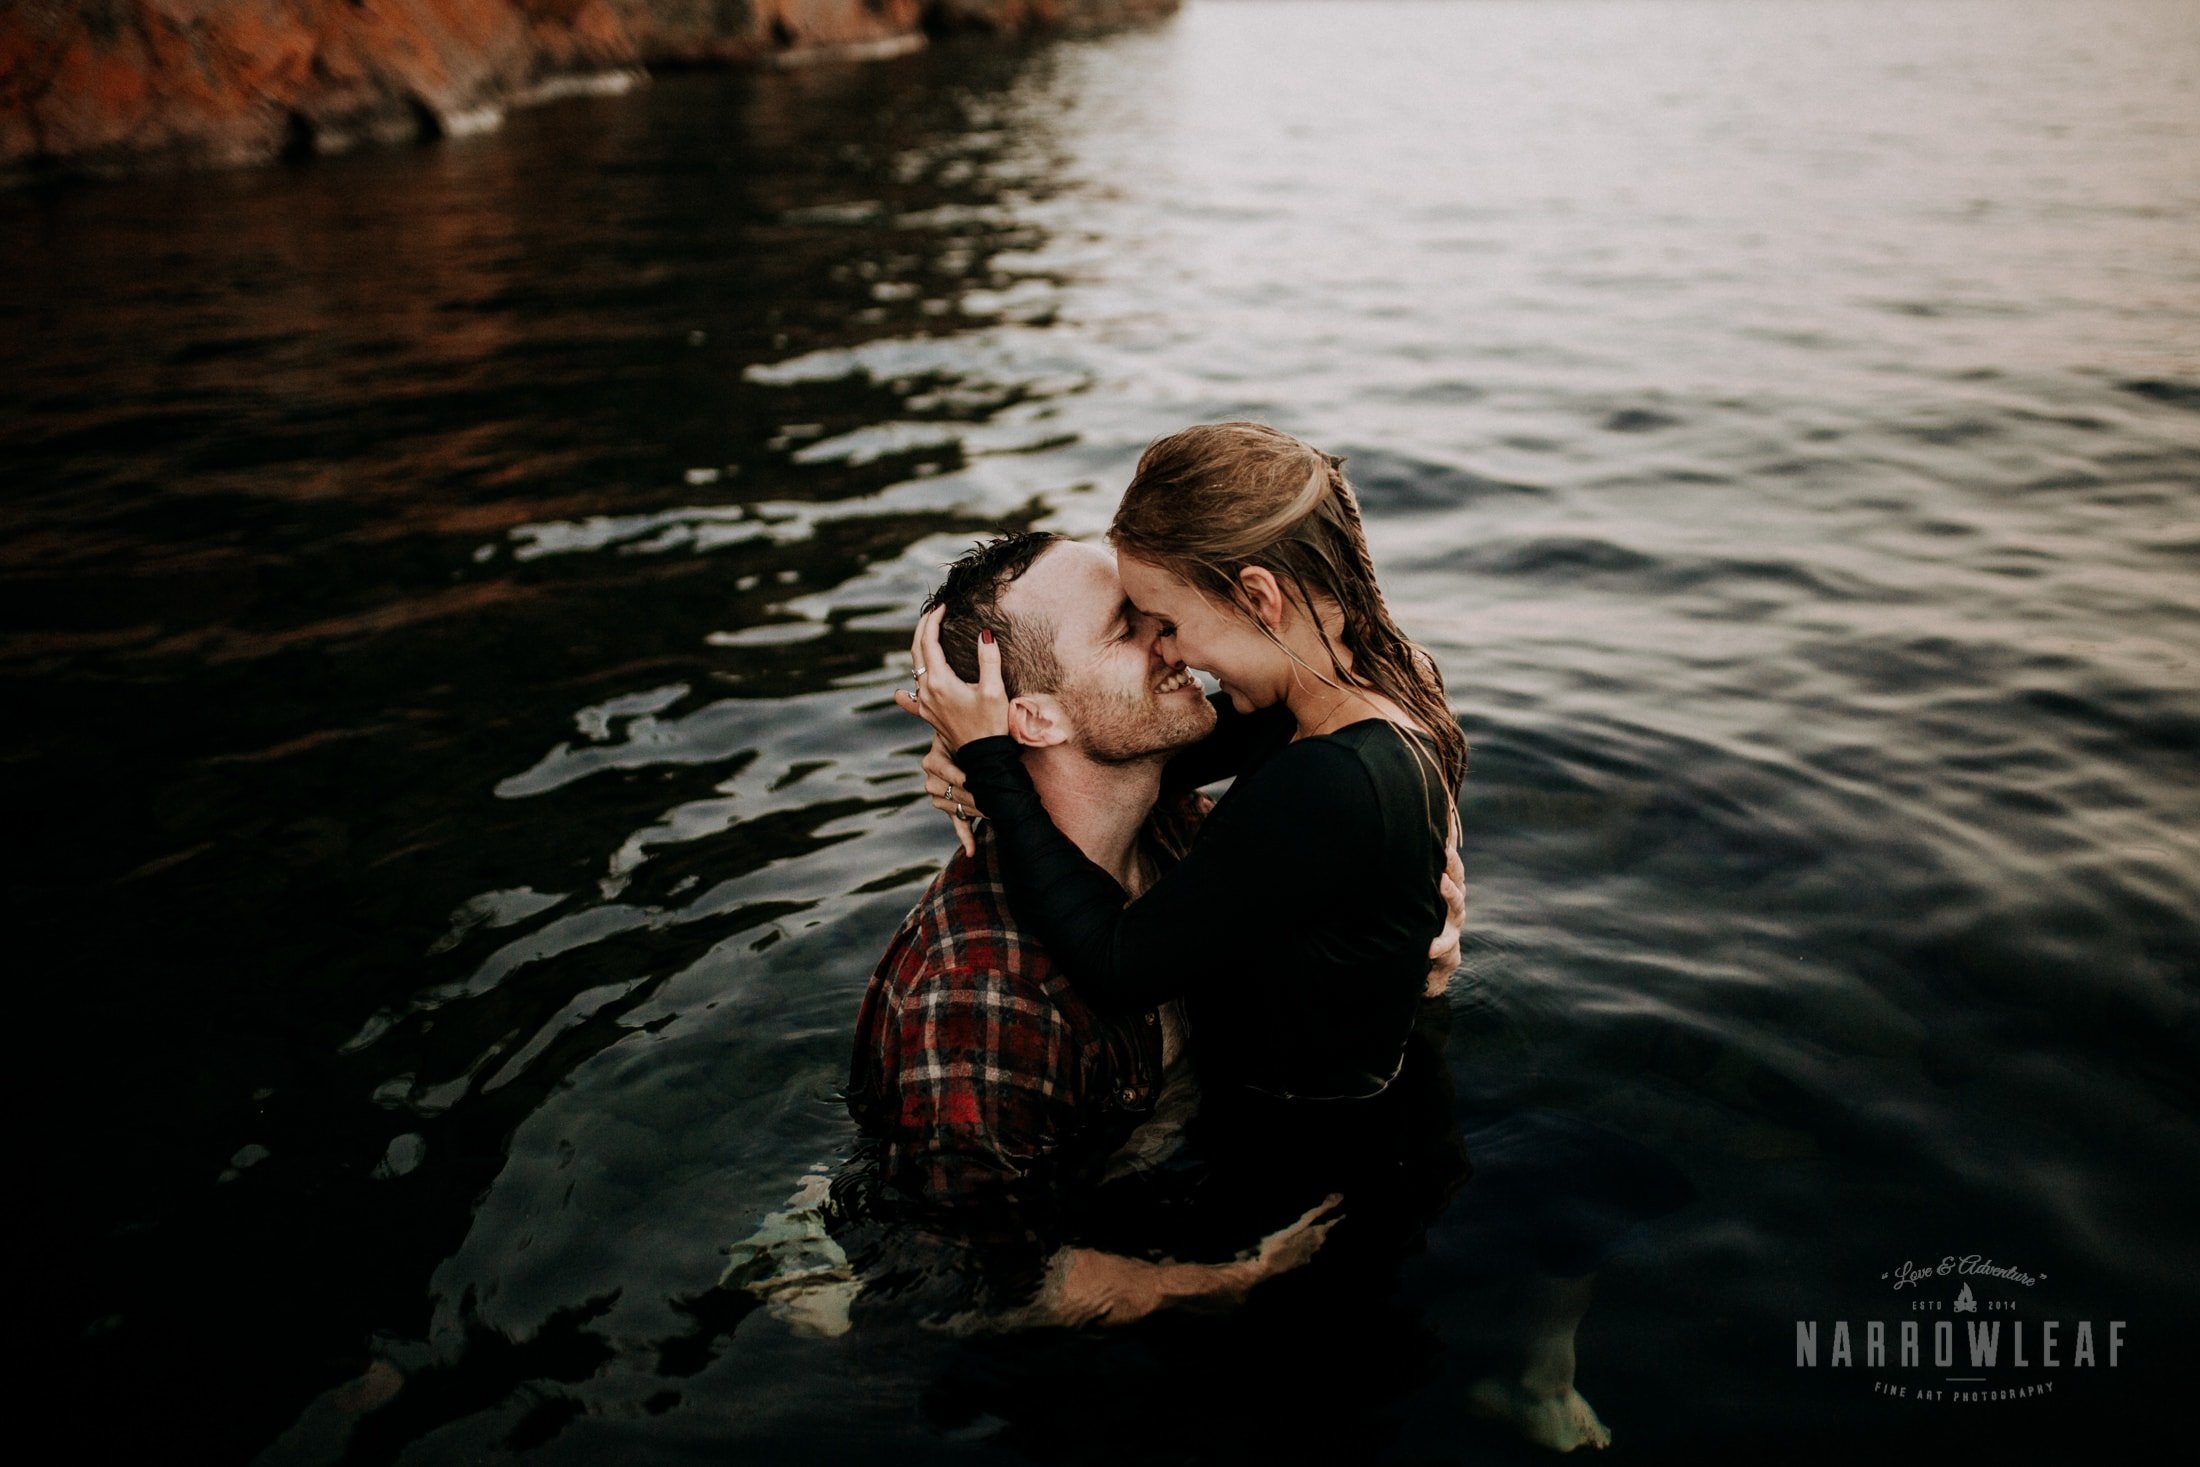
[0,0,1178,177]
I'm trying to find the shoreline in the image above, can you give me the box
[1,0,1179,185]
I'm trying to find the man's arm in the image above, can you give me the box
[1023,1196,1340,1328]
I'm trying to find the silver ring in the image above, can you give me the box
[953,798,968,821]
[913,664,927,679]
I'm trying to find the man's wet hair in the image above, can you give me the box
[922,531,1065,698]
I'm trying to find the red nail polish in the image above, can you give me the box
[980,628,993,644]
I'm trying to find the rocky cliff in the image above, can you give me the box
[1,0,1176,177]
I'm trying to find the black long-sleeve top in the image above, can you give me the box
[955,695,1455,1101]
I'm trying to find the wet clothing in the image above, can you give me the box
[834,792,1207,1307]
[954,696,1455,1104]
[834,695,1694,1324]
[1138,992,1476,1278]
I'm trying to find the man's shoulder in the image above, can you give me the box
[881,843,1055,1000]
[879,793,1206,997]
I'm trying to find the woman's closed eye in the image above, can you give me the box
[1124,610,1174,646]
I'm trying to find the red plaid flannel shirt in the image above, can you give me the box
[845,792,1207,1220]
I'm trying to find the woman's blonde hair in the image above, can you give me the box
[1110,422,1468,803]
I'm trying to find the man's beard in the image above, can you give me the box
[1057,681,1217,765]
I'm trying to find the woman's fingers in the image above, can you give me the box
[902,605,1012,749]
[893,686,939,728]
[918,735,988,829]
[927,792,989,823]
[975,623,1004,699]
[928,779,987,822]
[916,606,952,691]
[908,608,930,687]
[921,736,967,791]
[917,734,985,841]
[1427,908,1461,959]
[899,611,956,726]
[1432,847,1465,941]
[1426,851,1464,995]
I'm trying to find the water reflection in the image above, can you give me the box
[10,37,1118,1461]
[10,1,2198,1460]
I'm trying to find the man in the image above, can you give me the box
[830,531,1461,1328]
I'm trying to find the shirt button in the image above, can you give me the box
[1120,1086,1142,1104]
[1143,1013,1158,1026]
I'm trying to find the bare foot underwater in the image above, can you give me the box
[1465,1273,1613,1452]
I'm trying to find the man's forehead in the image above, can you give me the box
[1002,540,1124,636]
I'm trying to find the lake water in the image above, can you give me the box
[8,1,2197,1460]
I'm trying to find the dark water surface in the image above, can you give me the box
[8,1,2198,1461]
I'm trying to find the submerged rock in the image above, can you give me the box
[0,0,1178,178]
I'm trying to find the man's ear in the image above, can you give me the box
[1007,693,1071,749]
[1236,566,1288,630]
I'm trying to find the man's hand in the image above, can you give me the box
[1425,845,1466,998]
[1238,1192,1345,1282]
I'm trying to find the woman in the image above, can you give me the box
[900,421,1464,1124]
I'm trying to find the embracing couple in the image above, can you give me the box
[829,419,1476,1324]
[801,421,1686,1451]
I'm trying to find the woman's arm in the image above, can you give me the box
[954,733,1387,1013]
[1159,693,1294,795]
[913,694,1288,853]
[896,606,1399,1013]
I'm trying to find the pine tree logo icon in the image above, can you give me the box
[1954,1283,1978,1313]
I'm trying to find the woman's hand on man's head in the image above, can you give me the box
[895,605,1013,753]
